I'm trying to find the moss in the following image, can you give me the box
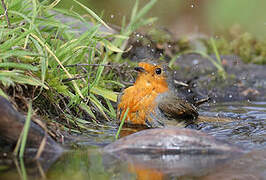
[147,28,172,43]
[206,31,266,64]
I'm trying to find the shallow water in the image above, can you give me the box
[200,101,266,150]
[0,101,265,180]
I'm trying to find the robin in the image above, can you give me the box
[117,62,208,128]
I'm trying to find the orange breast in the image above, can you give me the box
[118,75,168,125]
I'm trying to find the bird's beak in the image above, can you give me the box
[134,66,146,73]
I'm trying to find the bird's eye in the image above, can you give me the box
[155,68,162,75]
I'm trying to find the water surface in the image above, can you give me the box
[0,101,265,179]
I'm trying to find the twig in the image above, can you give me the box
[63,63,113,68]
[195,97,210,107]
[0,0,11,27]
[62,75,87,82]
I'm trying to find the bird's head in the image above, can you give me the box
[134,62,170,93]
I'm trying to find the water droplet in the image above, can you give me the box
[229,94,233,98]
[192,59,199,65]
[187,89,191,93]
[110,14,114,19]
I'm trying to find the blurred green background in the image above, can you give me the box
[56,0,266,38]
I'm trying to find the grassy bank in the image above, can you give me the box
[0,0,157,137]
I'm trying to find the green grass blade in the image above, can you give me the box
[101,39,124,53]
[210,37,222,64]
[29,36,47,84]
[0,89,9,99]
[9,10,42,37]
[80,102,96,119]
[90,53,108,87]
[90,86,118,102]
[115,108,129,139]
[0,70,48,89]
[72,0,112,30]
[19,158,28,180]
[0,62,39,71]
[89,94,109,120]
[103,80,125,88]
[105,98,116,118]
[133,0,157,24]
[130,0,139,23]
[19,101,32,158]
[0,50,40,59]
[45,0,61,9]
[0,29,33,50]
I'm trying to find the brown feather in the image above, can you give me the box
[158,95,198,121]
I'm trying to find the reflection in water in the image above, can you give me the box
[103,127,243,179]
[103,151,242,179]
[128,165,164,180]
[1,148,265,180]
[0,155,58,180]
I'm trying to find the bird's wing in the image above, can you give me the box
[158,95,198,121]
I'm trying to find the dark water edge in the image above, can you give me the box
[0,100,265,180]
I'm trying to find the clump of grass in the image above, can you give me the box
[0,0,118,126]
[113,0,158,61]
[205,26,266,64]
[0,0,157,134]
[209,37,226,78]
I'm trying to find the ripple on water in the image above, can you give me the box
[199,101,266,150]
